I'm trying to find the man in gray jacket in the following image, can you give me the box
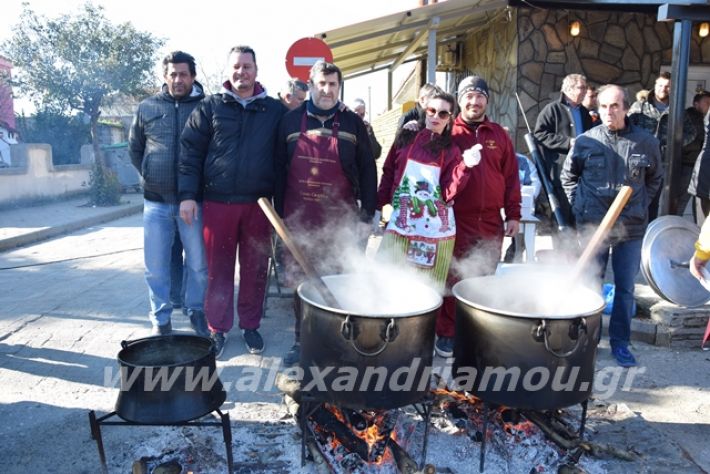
[129,51,208,338]
[562,84,663,367]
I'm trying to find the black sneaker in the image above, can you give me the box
[211,332,227,359]
[242,329,264,354]
[435,336,454,358]
[151,321,172,336]
[187,309,210,338]
[283,343,300,366]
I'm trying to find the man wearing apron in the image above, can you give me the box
[274,61,377,367]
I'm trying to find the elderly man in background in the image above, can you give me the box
[562,84,663,367]
[128,51,208,338]
[351,98,382,159]
[275,60,377,366]
[434,75,521,358]
[179,45,284,358]
[534,73,593,227]
[278,77,308,111]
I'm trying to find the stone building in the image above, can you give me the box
[317,0,710,155]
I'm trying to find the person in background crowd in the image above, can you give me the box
[275,60,377,367]
[398,83,437,129]
[0,131,11,167]
[503,152,542,263]
[690,215,710,281]
[128,51,209,338]
[376,87,474,291]
[583,85,600,126]
[677,92,710,216]
[562,84,663,367]
[179,45,285,358]
[534,73,593,227]
[278,77,308,111]
[169,234,186,310]
[688,108,710,226]
[352,98,382,159]
[435,75,521,358]
[629,72,696,220]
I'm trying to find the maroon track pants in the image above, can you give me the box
[202,200,270,333]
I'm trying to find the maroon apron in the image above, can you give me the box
[283,112,356,283]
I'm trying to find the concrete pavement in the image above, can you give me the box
[0,196,708,473]
[0,192,144,251]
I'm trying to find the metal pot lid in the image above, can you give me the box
[641,216,710,307]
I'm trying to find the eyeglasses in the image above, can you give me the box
[425,107,452,119]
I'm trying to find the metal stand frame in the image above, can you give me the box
[298,394,434,471]
[88,409,233,474]
[263,233,292,318]
[478,398,590,472]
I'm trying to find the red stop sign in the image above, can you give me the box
[285,37,333,82]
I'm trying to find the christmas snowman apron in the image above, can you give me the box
[379,139,455,290]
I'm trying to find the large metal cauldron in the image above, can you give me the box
[299,274,442,410]
[453,273,604,410]
[115,335,226,424]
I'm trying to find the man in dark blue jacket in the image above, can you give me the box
[562,84,663,367]
[129,51,208,338]
[179,45,284,358]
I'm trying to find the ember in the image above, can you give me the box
[429,385,617,472]
[299,397,434,473]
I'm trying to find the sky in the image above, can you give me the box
[0,0,419,117]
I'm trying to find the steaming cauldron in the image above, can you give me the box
[452,273,604,410]
[299,274,442,410]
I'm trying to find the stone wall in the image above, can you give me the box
[514,8,710,152]
[459,10,518,133]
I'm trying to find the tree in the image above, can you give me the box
[2,2,163,205]
[16,107,91,165]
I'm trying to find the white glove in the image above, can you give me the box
[463,144,483,168]
[372,210,382,233]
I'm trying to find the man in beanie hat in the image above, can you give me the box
[435,75,521,358]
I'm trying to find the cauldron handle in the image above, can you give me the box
[535,319,587,358]
[340,316,397,357]
[120,337,156,350]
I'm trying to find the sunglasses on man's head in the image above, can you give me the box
[425,107,452,119]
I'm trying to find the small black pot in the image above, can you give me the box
[115,335,226,424]
[453,275,604,410]
[299,274,442,410]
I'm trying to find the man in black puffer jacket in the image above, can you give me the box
[562,84,663,368]
[179,45,286,358]
[129,51,208,339]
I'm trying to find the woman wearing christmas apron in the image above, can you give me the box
[376,88,480,356]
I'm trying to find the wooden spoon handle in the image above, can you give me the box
[572,185,633,280]
[257,197,340,308]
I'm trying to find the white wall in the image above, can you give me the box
[0,144,91,205]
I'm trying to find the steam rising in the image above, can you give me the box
[279,201,610,317]
[282,203,442,314]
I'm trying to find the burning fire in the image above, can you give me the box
[322,404,395,464]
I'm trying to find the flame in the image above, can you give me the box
[317,405,395,465]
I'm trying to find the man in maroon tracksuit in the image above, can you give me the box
[435,76,521,358]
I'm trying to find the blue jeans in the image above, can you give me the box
[143,200,207,326]
[594,238,642,349]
